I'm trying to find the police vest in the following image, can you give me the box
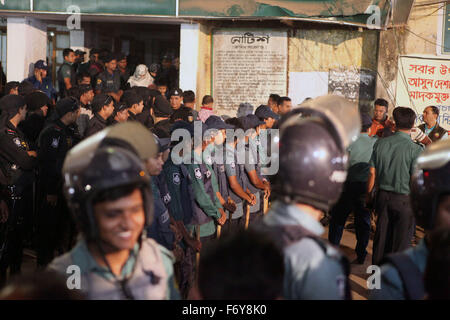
[418,123,447,142]
[252,222,352,300]
[191,163,215,226]
[179,164,194,226]
[48,238,169,300]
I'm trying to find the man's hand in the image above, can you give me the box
[223,197,237,213]
[246,190,256,206]
[0,200,9,224]
[217,208,227,226]
[169,222,183,243]
[27,151,37,157]
[46,194,58,207]
[186,237,202,252]
[263,179,271,198]
[35,69,42,83]
[172,244,184,263]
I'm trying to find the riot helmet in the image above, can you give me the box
[272,95,360,211]
[411,139,450,230]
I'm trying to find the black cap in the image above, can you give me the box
[255,105,280,120]
[205,115,234,130]
[56,97,80,118]
[169,88,183,97]
[34,60,48,70]
[25,91,50,112]
[0,94,26,115]
[75,49,86,56]
[153,96,173,117]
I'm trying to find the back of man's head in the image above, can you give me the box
[202,95,214,106]
[183,90,195,104]
[393,106,416,130]
[198,229,284,300]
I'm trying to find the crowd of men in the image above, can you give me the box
[0,48,448,300]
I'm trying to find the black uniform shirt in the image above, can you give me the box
[96,70,121,94]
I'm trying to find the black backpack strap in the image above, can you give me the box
[383,253,425,300]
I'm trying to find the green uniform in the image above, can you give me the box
[347,133,378,183]
[369,131,423,195]
[186,151,222,238]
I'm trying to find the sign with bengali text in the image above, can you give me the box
[396,56,450,130]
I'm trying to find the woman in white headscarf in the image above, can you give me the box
[127,64,153,88]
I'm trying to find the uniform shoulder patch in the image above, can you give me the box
[173,172,181,185]
[51,137,60,148]
[194,167,202,180]
[97,78,102,84]
[13,137,21,147]
[205,170,212,179]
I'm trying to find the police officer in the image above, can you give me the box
[95,53,123,102]
[153,95,173,136]
[204,116,238,228]
[239,114,269,224]
[222,117,257,231]
[254,95,361,299]
[368,107,424,265]
[57,48,76,98]
[146,135,176,252]
[370,139,450,300]
[185,122,226,245]
[37,97,81,266]
[169,88,183,111]
[27,60,57,102]
[19,91,51,151]
[84,94,114,137]
[0,95,37,285]
[328,113,377,264]
[48,142,180,300]
[164,121,201,298]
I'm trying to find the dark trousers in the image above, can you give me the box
[372,190,414,265]
[36,193,77,267]
[0,186,33,286]
[328,181,371,261]
[224,216,245,235]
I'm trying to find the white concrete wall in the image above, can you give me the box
[7,17,47,81]
[179,23,199,92]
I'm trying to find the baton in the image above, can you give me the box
[244,203,250,230]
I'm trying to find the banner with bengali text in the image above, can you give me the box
[396,56,450,130]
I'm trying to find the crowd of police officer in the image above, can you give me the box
[0,48,448,300]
